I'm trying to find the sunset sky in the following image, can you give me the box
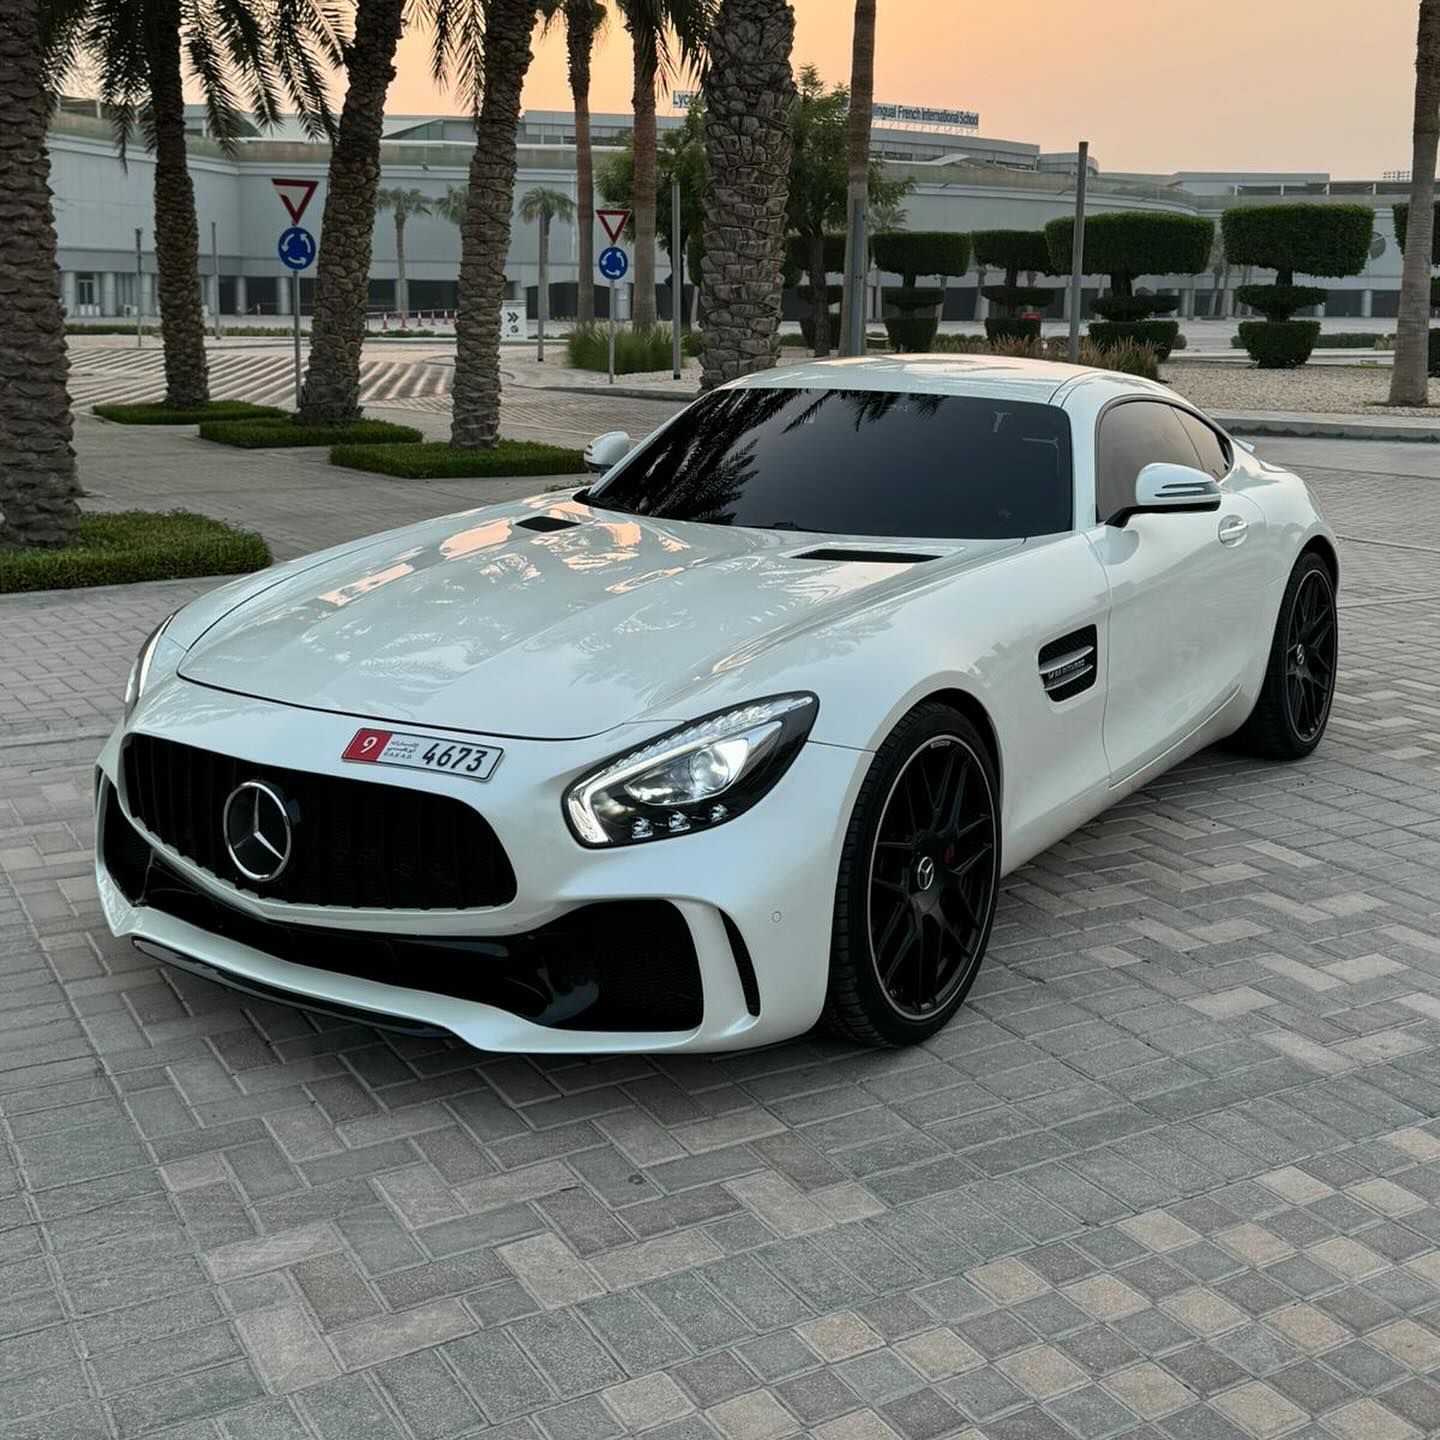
[389,0,1417,178]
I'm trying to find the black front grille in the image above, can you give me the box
[122,734,516,909]
[102,783,702,1032]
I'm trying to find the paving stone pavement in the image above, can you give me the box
[5,429,1440,1439]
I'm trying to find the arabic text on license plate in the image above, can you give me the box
[342,728,502,780]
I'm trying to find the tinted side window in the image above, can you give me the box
[1095,401,1202,523]
[1175,411,1232,480]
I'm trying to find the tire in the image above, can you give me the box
[1231,551,1338,760]
[824,703,1001,1047]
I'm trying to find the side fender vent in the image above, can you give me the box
[518,515,580,533]
[1039,626,1098,702]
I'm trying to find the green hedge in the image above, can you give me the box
[885,315,939,351]
[93,400,288,425]
[1221,203,1374,283]
[681,330,704,358]
[198,417,422,448]
[1234,283,1328,321]
[1229,330,1385,349]
[1044,212,1214,286]
[1394,203,1440,262]
[787,233,846,275]
[872,231,971,284]
[888,286,945,315]
[970,229,1054,276]
[984,316,1041,342]
[331,440,587,480]
[1091,294,1179,321]
[981,285,1054,311]
[0,510,270,594]
[1088,320,1181,360]
[1237,319,1320,368]
[565,322,675,373]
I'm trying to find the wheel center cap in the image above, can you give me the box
[914,856,937,892]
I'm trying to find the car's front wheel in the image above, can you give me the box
[825,703,1000,1047]
[1232,551,1338,760]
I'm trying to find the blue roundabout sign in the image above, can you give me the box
[278,226,317,271]
[598,245,629,282]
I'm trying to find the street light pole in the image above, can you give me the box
[1067,141,1088,365]
[671,175,682,379]
[211,220,222,339]
[134,228,143,348]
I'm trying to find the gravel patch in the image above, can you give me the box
[1164,360,1439,417]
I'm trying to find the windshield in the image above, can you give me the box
[588,386,1073,540]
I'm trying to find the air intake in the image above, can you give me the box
[1039,626,1098,702]
[791,547,939,564]
[517,515,580,533]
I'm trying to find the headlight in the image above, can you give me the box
[123,613,178,716]
[564,693,818,846]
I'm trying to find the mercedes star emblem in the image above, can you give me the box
[222,780,293,883]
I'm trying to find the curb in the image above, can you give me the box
[514,382,701,404]
[1212,413,1440,444]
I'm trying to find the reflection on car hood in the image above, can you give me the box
[177,496,1021,739]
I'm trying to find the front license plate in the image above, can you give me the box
[342,727,503,781]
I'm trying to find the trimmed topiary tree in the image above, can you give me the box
[787,234,845,354]
[1392,203,1440,374]
[1222,203,1374,367]
[972,229,1054,342]
[1044,212,1213,360]
[872,231,971,351]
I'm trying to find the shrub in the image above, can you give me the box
[199,417,422,448]
[1091,294,1179,321]
[331,440,588,479]
[1233,283,1327,321]
[988,336,1046,359]
[681,330,704,358]
[889,287,945,314]
[970,229,1053,278]
[981,285,1054,311]
[1230,330,1385,349]
[985,316,1041,342]
[779,330,815,347]
[1222,203,1376,284]
[1087,319,1181,360]
[565,322,674,373]
[929,334,991,353]
[1393,202,1440,263]
[0,511,270,594]
[885,315,939,351]
[1044,213,1214,292]
[1237,319,1320,368]
[1430,329,1440,378]
[871,232,971,286]
[786,233,846,275]
[93,400,287,425]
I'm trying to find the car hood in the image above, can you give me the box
[177,497,1021,739]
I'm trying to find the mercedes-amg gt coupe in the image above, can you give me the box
[97,355,1339,1051]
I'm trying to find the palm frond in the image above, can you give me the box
[419,0,487,114]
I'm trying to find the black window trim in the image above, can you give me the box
[1093,395,1236,526]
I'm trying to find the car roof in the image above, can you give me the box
[727,353,1174,405]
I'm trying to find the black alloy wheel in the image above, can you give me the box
[826,704,1000,1046]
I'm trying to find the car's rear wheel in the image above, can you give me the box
[1232,552,1338,760]
[825,703,1000,1047]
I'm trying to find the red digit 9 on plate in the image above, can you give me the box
[342,728,393,762]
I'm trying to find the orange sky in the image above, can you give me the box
[390,0,1416,177]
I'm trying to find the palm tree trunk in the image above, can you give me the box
[144,0,209,409]
[838,0,875,354]
[809,235,830,356]
[0,0,81,546]
[567,2,599,323]
[1392,0,1440,406]
[699,0,800,388]
[451,0,537,450]
[298,0,406,424]
[630,25,658,329]
[395,215,407,323]
[537,211,549,361]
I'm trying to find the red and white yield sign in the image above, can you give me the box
[597,209,631,244]
[271,177,319,225]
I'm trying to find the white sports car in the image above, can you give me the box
[96,355,1339,1051]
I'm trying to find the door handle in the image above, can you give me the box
[1218,515,1249,546]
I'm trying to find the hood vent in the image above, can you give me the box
[791,547,939,565]
[517,515,581,533]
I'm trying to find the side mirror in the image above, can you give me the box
[584,430,632,474]
[1112,462,1222,525]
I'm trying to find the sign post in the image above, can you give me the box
[272,178,319,409]
[597,209,631,388]
[1067,141,1088,366]
[134,228,142,348]
[671,177,682,379]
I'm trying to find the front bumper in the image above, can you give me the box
[95,683,871,1052]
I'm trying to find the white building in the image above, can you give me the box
[46,97,1407,324]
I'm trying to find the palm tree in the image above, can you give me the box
[434,183,468,226]
[1391,0,1440,407]
[564,0,606,323]
[838,0,875,354]
[616,0,710,330]
[3,0,81,546]
[48,0,336,412]
[376,185,431,322]
[519,186,576,361]
[698,0,794,389]
[451,0,548,450]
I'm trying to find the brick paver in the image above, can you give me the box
[3,421,1440,1438]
